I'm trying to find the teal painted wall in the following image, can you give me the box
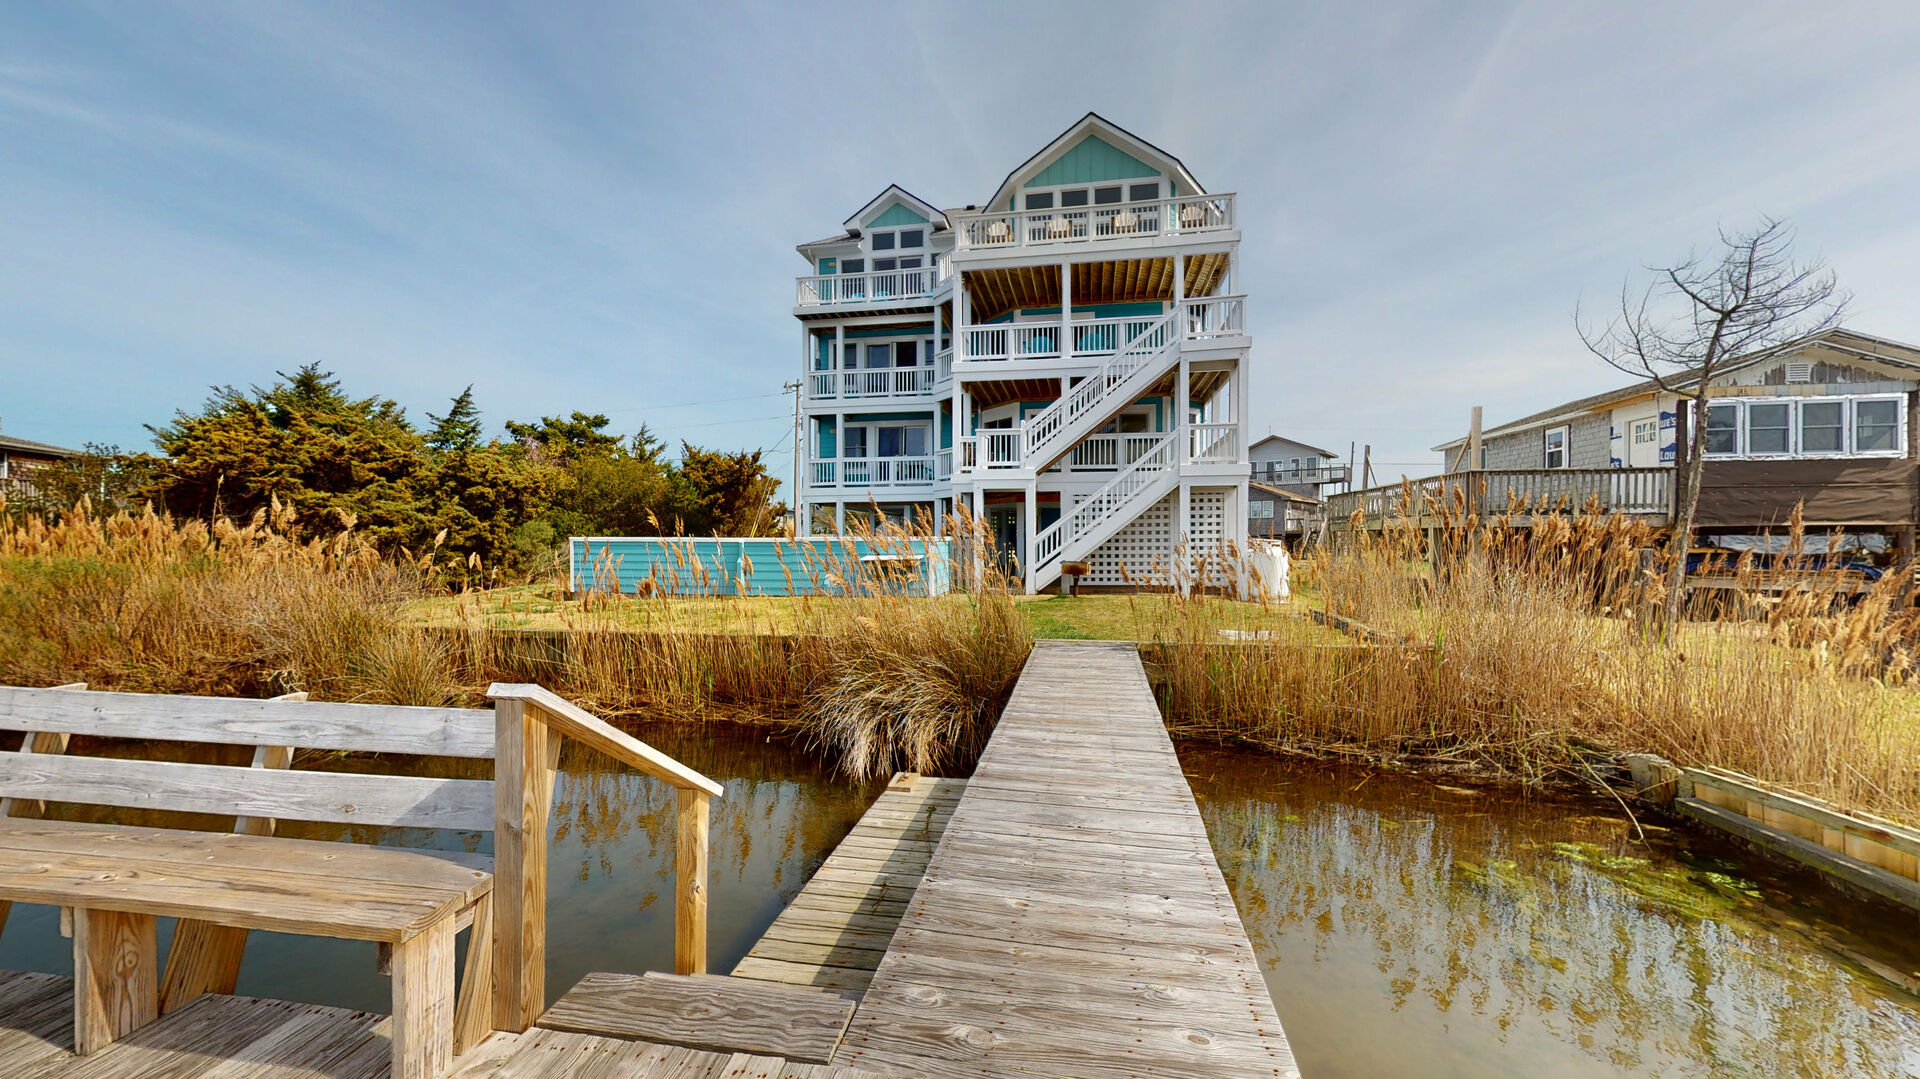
[817,417,836,458]
[1024,134,1160,188]
[572,537,951,597]
[1016,302,1165,318]
[867,204,928,228]
[817,257,836,275]
[940,410,952,449]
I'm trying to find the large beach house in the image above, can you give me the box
[790,114,1251,593]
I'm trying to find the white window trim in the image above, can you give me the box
[863,223,928,272]
[1543,425,1571,469]
[1020,175,1169,211]
[841,420,932,460]
[1698,394,1908,460]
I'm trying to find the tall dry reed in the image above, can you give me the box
[1142,492,1920,822]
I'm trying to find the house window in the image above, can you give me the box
[1544,425,1570,469]
[841,259,864,274]
[1857,398,1901,452]
[1631,419,1658,446]
[1251,500,1275,519]
[1025,192,1054,210]
[1799,400,1845,454]
[1746,403,1791,455]
[872,232,895,251]
[842,427,868,459]
[1128,182,1160,202]
[1704,404,1740,455]
[1698,395,1906,459]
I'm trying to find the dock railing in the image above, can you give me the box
[486,684,723,982]
[1325,467,1674,528]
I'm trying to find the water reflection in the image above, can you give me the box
[0,723,880,1014]
[1180,745,1920,1079]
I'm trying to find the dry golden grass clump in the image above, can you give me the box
[1136,489,1920,822]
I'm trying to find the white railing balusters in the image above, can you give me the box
[953,194,1236,251]
[795,265,936,307]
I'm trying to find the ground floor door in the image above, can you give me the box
[986,505,1020,575]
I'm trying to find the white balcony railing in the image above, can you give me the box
[795,264,936,307]
[957,431,1023,472]
[953,194,1236,252]
[1052,433,1167,473]
[806,365,941,400]
[809,456,939,488]
[962,311,1169,364]
[1187,423,1239,464]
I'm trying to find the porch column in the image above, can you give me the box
[1024,481,1038,595]
[956,273,971,360]
[1177,480,1192,596]
[1060,260,1072,362]
[835,501,846,534]
[1173,252,1186,307]
[834,324,845,394]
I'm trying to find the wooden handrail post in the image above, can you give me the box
[675,788,710,975]
[492,696,558,1033]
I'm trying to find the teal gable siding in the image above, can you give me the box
[867,204,928,228]
[1024,135,1160,189]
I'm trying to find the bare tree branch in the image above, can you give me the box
[1574,217,1849,634]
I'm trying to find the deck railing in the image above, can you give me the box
[1252,463,1352,486]
[795,264,936,307]
[1324,467,1675,526]
[806,365,940,400]
[810,456,939,488]
[1187,422,1239,464]
[952,193,1237,251]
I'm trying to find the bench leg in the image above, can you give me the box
[158,920,251,1013]
[452,894,494,1057]
[72,908,158,1055]
[390,917,456,1079]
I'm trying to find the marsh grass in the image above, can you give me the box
[6,495,1917,816]
[0,500,1030,780]
[1133,492,1920,822]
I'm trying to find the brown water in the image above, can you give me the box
[1180,744,1920,1079]
[0,724,881,1014]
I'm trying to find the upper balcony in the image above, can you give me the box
[794,256,952,313]
[1252,462,1352,488]
[950,193,1236,256]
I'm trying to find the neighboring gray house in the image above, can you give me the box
[0,427,78,501]
[1247,435,1349,542]
[1423,328,1920,548]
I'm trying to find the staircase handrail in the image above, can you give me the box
[1030,431,1178,571]
[1021,307,1180,460]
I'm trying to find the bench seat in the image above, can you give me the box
[0,818,492,944]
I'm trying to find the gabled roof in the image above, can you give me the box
[1432,327,1920,452]
[797,185,949,258]
[984,112,1204,213]
[0,432,79,458]
[842,184,946,231]
[1248,434,1339,459]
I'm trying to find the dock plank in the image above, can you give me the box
[539,972,856,1064]
[833,641,1299,1079]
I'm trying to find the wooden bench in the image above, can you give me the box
[0,681,723,1079]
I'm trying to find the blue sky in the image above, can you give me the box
[4,1,1920,489]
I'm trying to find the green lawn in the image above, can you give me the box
[406,586,1348,644]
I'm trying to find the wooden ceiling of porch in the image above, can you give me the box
[965,253,1227,323]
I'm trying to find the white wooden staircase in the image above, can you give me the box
[1027,430,1181,592]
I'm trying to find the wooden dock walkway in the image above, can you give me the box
[831,640,1299,1079]
[730,775,965,994]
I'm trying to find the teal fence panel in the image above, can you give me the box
[569,537,952,597]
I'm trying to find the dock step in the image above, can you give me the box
[538,971,857,1064]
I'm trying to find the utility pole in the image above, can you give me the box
[783,379,802,537]
[1360,445,1373,489]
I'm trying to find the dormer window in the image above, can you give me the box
[867,226,925,274]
